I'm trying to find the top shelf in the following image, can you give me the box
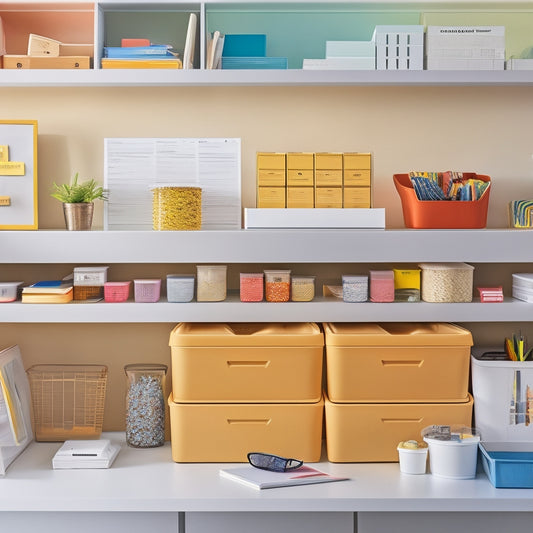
[3,0,533,86]
[2,229,532,263]
[2,69,533,87]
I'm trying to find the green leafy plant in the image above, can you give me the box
[51,173,107,203]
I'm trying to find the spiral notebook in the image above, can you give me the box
[220,465,348,490]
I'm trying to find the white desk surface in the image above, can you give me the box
[1,433,533,513]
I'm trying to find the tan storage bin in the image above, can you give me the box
[325,392,473,462]
[168,393,324,462]
[169,322,324,403]
[324,323,473,403]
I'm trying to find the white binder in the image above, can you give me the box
[0,345,33,476]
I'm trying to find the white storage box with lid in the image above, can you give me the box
[196,265,227,302]
[324,322,473,403]
[0,281,23,302]
[471,349,533,442]
[419,262,474,303]
[169,322,324,403]
[73,266,109,286]
[167,274,195,303]
[133,279,161,303]
[512,273,533,302]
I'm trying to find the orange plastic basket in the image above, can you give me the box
[393,173,491,229]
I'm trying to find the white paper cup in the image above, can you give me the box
[423,436,480,479]
[397,446,428,475]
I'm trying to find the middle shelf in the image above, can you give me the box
[2,295,529,323]
[2,228,533,263]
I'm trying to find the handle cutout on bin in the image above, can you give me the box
[226,361,270,368]
[381,360,423,367]
[227,419,271,425]
[381,418,423,424]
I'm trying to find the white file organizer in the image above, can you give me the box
[0,345,33,475]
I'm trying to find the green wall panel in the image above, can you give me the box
[207,11,419,68]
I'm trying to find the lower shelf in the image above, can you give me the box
[0,296,528,323]
[1,432,533,513]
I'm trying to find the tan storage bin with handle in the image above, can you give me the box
[168,393,324,462]
[324,322,473,403]
[325,391,473,462]
[169,322,324,403]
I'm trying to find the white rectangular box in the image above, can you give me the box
[244,208,385,229]
[471,352,533,442]
[73,266,109,286]
[374,25,425,37]
[428,47,505,59]
[426,26,505,52]
[303,57,375,70]
[507,58,533,70]
[375,26,424,70]
[326,40,375,58]
[426,57,505,70]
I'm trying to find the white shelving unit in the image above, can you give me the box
[3,229,532,263]
[2,3,533,532]
[1,229,531,323]
[2,0,533,87]
[2,69,533,87]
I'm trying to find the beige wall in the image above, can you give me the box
[2,85,532,430]
[4,85,533,229]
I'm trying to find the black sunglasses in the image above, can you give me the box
[247,452,303,472]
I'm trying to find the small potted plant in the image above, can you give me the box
[51,173,107,231]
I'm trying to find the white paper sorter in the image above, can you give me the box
[373,25,424,70]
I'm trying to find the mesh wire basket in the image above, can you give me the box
[26,364,108,441]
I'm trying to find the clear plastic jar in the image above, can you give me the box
[240,273,264,302]
[291,276,315,302]
[342,275,368,302]
[152,186,202,230]
[167,274,195,302]
[124,363,167,448]
[196,265,227,301]
[264,270,291,302]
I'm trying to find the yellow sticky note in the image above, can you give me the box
[0,161,25,175]
[0,196,11,206]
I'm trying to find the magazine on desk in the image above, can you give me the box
[220,465,349,490]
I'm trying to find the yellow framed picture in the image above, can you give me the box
[0,120,38,230]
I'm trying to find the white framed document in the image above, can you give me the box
[104,137,241,230]
[0,120,38,229]
[0,345,33,476]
